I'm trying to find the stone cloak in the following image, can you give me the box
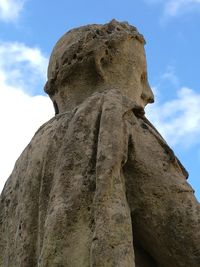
[0,90,135,267]
[0,90,200,267]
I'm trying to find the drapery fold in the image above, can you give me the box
[0,90,135,267]
[0,90,199,267]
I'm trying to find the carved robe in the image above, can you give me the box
[0,90,199,267]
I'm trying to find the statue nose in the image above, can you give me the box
[141,84,155,105]
[148,97,154,103]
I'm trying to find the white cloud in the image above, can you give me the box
[0,42,48,93]
[145,0,200,16]
[0,41,54,193]
[0,0,25,22]
[146,87,200,147]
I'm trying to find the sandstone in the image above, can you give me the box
[0,20,199,267]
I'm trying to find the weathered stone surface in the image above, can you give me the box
[44,19,154,113]
[0,20,200,267]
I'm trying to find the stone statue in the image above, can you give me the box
[0,20,199,267]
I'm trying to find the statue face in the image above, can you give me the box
[107,38,154,108]
[129,40,154,107]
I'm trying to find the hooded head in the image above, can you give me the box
[45,19,154,114]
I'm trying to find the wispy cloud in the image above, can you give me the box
[0,41,54,193]
[0,0,25,22]
[147,87,200,147]
[161,66,179,87]
[164,0,200,16]
[145,0,200,16]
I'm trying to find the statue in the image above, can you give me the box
[0,20,199,267]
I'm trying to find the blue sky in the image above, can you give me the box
[0,0,200,200]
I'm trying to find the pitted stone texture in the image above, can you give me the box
[44,20,154,114]
[1,20,200,267]
[0,91,200,267]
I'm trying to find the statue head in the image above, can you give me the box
[45,19,154,114]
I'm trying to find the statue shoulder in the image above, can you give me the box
[127,110,189,179]
[34,110,73,137]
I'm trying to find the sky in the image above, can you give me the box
[0,0,200,200]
